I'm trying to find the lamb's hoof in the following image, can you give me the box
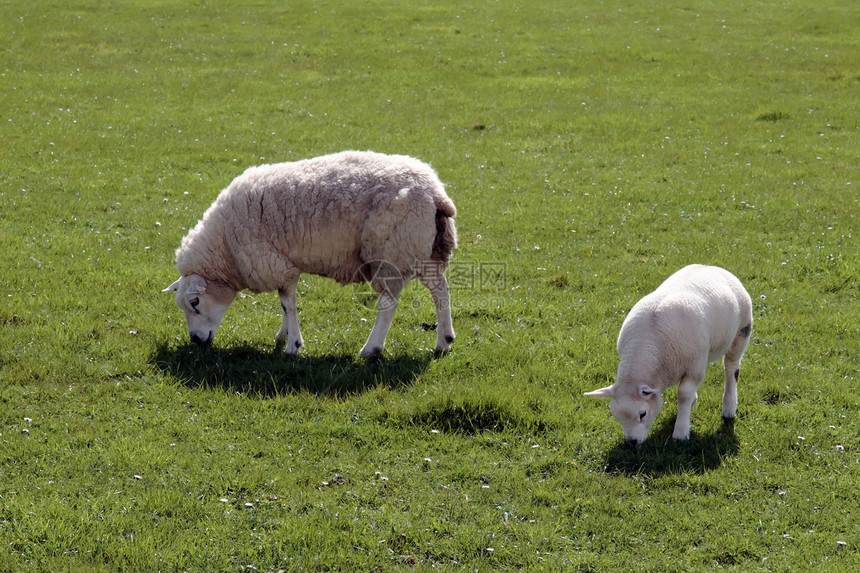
[433,345,452,357]
[283,340,303,358]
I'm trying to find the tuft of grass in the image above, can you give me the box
[404,393,549,435]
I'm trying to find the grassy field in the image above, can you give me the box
[1,0,858,570]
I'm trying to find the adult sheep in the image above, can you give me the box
[163,150,457,358]
[585,264,752,446]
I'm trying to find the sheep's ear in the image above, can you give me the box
[186,275,207,295]
[584,386,615,398]
[640,385,658,397]
[163,278,181,293]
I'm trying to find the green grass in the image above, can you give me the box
[1,0,858,570]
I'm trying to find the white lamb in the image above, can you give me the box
[163,150,457,357]
[585,264,752,446]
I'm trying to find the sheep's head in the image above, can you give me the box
[584,383,663,446]
[163,274,237,346]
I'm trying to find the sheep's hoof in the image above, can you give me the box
[433,334,454,357]
[359,346,384,359]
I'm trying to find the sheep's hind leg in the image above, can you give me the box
[277,283,304,356]
[419,272,455,354]
[359,287,402,358]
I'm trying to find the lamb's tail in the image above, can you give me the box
[432,194,457,264]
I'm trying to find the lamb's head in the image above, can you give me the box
[584,383,663,446]
[163,275,237,346]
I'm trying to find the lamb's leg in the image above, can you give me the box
[722,358,740,420]
[360,288,401,357]
[722,326,751,419]
[277,283,304,356]
[673,376,701,441]
[419,272,455,354]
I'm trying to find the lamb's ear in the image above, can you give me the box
[163,278,181,293]
[584,386,615,398]
[640,385,658,397]
[186,275,207,295]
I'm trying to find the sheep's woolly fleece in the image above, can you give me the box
[175,150,457,292]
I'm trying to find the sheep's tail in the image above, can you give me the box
[432,194,457,264]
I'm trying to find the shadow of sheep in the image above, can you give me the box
[151,342,432,398]
[603,416,740,477]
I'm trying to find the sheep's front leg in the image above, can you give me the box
[673,376,701,441]
[360,289,401,358]
[277,283,304,356]
[419,272,455,354]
